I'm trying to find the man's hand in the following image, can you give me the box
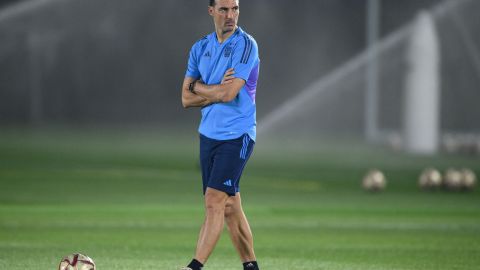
[221,68,235,84]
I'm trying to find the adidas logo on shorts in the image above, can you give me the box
[223,179,233,186]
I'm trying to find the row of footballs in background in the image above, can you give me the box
[362,168,477,192]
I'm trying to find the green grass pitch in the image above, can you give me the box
[1,128,479,269]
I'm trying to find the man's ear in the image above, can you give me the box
[208,6,214,16]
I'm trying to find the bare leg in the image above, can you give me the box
[194,188,229,264]
[195,221,206,256]
[224,193,257,262]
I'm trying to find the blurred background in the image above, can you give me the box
[1,0,479,155]
[1,1,480,269]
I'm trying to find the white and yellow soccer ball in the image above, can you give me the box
[459,168,477,191]
[58,253,96,270]
[443,168,463,191]
[418,168,442,190]
[362,169,386,192]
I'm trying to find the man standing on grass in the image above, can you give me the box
[180,0,260,269]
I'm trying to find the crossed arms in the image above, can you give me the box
[181,68,246,108]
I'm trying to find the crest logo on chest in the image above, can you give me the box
[224,45,233,58]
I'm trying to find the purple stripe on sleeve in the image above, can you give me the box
[245,62,259,103]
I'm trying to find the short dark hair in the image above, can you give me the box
[209,0,239,7]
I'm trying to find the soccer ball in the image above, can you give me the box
[362,169,386,192]
[460,168,477,191]
[418,168,442,190]
[58,253,96,270]
[443,169,463,191]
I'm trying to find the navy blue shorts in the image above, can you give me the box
[200,133,255,196]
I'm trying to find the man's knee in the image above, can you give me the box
[224,202,236,219]
[224,196,242,220]
[205,188,228,215]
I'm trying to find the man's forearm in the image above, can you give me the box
[182,76,214,108]
[194,80,243,103]
[183,96,211,108]
[182,90,212,108]
[194,82,224,103]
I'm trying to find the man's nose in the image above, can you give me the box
[226,10,234,18]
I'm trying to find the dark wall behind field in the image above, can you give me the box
[0,0,22,8]
[0,0,440,127]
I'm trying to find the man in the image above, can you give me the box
[180,0,260,270]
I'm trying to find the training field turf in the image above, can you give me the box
[1,128,479,270]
